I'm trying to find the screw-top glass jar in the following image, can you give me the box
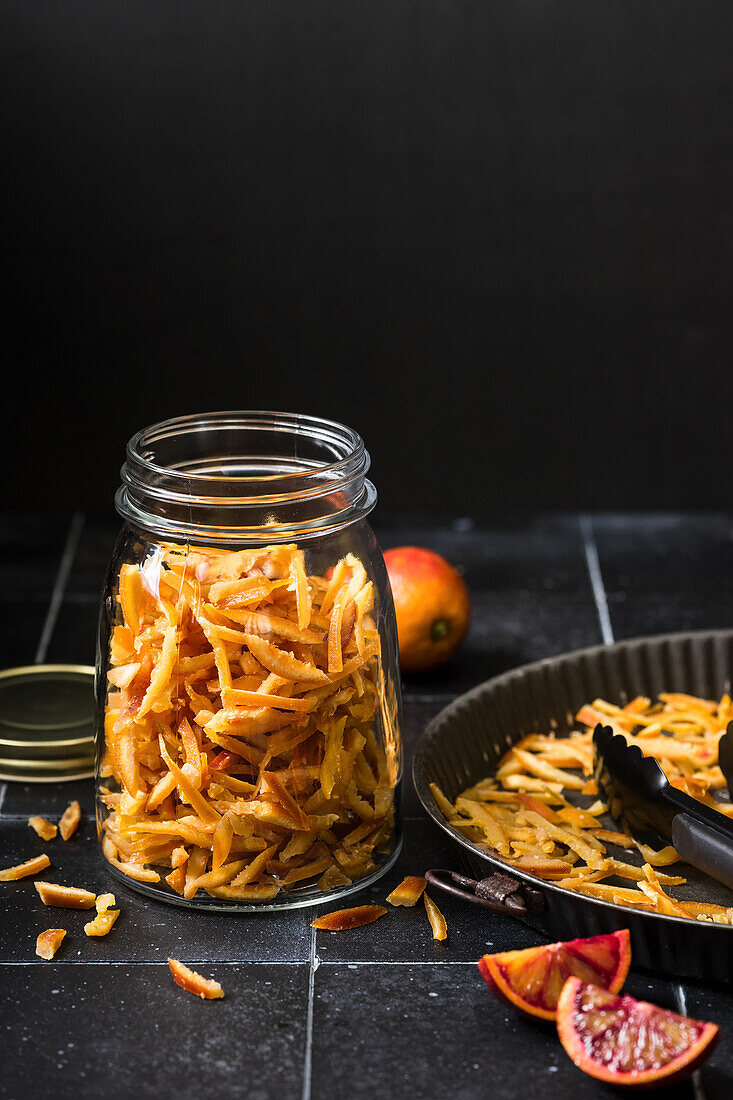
[95,412,402,910]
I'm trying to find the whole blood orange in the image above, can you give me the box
[556,978,719,1088]
[383,547,470,673]
[477,929,631,1021]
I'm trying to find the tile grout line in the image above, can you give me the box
[301,924,318,1100]
[0,960,311,967]
[0,959,482,966]
[579,515,614,646]
[674,984,706,1100]
[34,511,86,664]
[580,514,707,1100]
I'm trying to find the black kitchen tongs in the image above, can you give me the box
[593,723,733,892]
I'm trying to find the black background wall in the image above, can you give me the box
[3,2,733,516]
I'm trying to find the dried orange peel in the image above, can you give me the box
[168,958,224,999]
[311,904,387,931]
[0,854,51,881]
[35,882,96,909]
[59,800,81,841]
[28,817,57,841]
[423,893,447,941]
[100,544,397,902]
[85,909,120,937]
[432,692,733,923]
[84,893,120,936]
[36,929,66,960]
[386,876,427,907]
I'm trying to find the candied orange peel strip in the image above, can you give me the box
[0,854,51,881]
[168,957,224,999]
[99,544,396,902]
[83,888,117,932]
[35,881,96,909]
[423,893,448,941]
[311,904,387,931]
[36,928,66,960]
[386,876,427,907]
[59,800,82,841]
[85,907,120,937]
[434,691,733,923]
[28,816,58,841]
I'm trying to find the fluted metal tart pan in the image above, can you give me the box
[413,630,733,980]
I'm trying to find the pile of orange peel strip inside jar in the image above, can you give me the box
[99,543,398,901]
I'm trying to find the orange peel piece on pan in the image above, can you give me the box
[168,958,224,999]
[311,904,387,931]
[0,854,51,881]
[36,928,66,960]
[166,866,187,895]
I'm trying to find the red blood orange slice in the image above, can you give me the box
[557,978,719,1088]
[477,929,631,1021]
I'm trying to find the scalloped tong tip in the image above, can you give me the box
[593,723,733,892]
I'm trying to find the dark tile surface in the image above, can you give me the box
[0,819,311,963]
[310,965,694,1100]
[592,513,733,639]
[0,514,72,599]
[64,515,117,597]
[401,700,447,817]
[2,778,95,817]
[0,598,49,667]
[43,596,100,666]
[684,984,733,1097]
[2,510,733,1100]
[1,963,309,1100]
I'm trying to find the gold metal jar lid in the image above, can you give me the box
[0,665,95,782]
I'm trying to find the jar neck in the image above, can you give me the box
[116,411,376,544]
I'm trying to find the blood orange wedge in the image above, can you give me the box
[477,929,630,1021]
[557,978,719,1089]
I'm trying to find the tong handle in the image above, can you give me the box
[425,868,545,916]
[671,814,733,892]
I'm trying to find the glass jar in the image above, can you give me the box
[94,412,403,910]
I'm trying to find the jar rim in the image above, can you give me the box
[126,410,366,485]
[116,410,377,542]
